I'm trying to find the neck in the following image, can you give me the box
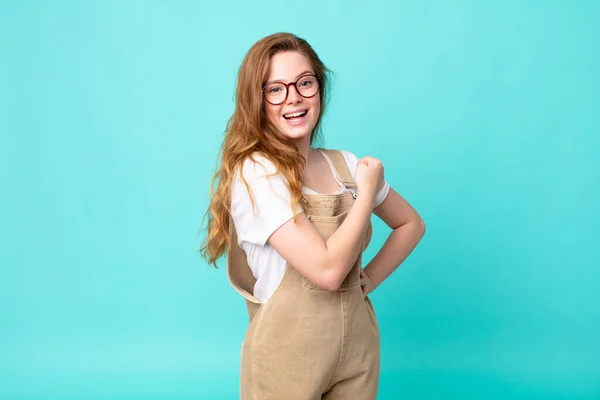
[294,136,314,170]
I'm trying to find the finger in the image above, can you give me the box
[360,156,380,166]
[358,158,370,167]
[364,157,382,168]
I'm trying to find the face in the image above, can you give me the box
[263,51,321,143]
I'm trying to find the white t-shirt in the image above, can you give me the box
[230,149,390,303]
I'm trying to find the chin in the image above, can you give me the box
[280,127,313,141]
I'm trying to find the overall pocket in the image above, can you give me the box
[301,211,352,293]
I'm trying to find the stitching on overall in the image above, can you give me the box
[306,213,350,222]
[250,351,255,400]
[325,292,346,392]
[305,195,354,202]
[249,265,291,397]
[301,280,361,293]
[301,279,337,293]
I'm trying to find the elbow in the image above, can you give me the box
[322,276,343,291]
[303,250,346,291]
[313,261,344,291]
[418,218,426,237]
[305,276,340,292]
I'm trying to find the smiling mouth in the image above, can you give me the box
[283,110,308,120]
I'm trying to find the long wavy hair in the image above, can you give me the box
[200,32,331,267]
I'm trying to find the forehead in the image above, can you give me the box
[267,51,313,81]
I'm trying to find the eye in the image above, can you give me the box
[266,83,285,94]
[299,77,315,87]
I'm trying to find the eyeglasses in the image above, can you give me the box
[262,74,321,105]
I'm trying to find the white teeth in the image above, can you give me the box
[283,110,307,119]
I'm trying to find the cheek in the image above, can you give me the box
[310,98,321,119]
[265,103,281,126]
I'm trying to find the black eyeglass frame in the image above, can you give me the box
[261,74,322,105]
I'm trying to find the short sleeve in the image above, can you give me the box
[231,155,303,246]
[341,150,391,207]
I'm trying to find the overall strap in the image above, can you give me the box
[227,220,262,321]
[319,149,357,190]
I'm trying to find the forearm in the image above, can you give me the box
[324,195,374,286]
[363,219,425,289]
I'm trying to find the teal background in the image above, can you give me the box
[1,0,599,399]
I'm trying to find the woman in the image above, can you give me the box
[201,32,425,399]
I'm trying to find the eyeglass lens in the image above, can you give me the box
[263,75,319,105]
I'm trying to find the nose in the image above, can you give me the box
[286,83,303,104]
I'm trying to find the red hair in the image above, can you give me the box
[200,32,331,267]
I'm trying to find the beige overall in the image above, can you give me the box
[227,149,380,399]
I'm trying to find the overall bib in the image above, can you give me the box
[227,149,380,399]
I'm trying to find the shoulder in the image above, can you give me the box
[232,152,291,202]
[233,153,281,184]
[338,149,359,163]
[230,153,300,246]
[329,149,359,177]
[317,148,360,177]
[319,148,358,164]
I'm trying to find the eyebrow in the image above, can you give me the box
[264,70,314,86]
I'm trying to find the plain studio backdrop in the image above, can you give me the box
[1,1,599,399]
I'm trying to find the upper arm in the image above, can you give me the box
[373,187,425,231]
[267,214,336,290]
[231,157,302,246]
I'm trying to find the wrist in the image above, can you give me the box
[354,193,375,210]
[356,189,376,206]
[363,267,380,290]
